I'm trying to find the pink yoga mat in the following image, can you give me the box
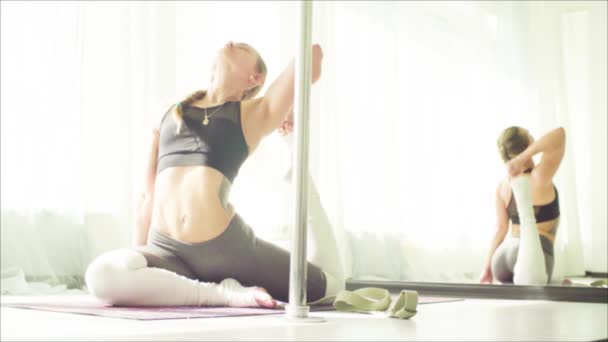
[2,302,303,320]
[2,296,462,320]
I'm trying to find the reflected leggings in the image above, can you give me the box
[135,213,327,303]
[491,235,555,284]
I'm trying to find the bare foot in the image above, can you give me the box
[254,287,277,308]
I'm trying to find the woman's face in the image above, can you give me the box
[211,41,262,91]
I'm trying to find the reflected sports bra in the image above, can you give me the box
[507,169,560,224]
[156,102,249,183]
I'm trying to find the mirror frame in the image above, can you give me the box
[346,278,608,303]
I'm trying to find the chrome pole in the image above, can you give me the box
[286,0,320,321]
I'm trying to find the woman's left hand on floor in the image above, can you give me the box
[479,268,493,284]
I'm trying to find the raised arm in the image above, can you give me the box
[133,105,177,246]
[248,44,323,139]
[133,122,161,247]
[507,127,566,185]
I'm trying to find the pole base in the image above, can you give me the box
[285,305,325,323]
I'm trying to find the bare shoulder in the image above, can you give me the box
[497,179,511,205]
[240,97,265,118]
[529,172,555,195]
[154,103,177,132]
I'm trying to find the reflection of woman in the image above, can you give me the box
[278,123,345,284]
[480,127,565,284]
[85,41,344,308]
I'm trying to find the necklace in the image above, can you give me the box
[203,103,225,125]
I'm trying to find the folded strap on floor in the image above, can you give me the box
[386,290,418,319]
[590,279,608,287]
[309,287,418,319]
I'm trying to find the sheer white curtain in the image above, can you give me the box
[555,1,607,274]
[1,1,178,292]
[0,0,303,293]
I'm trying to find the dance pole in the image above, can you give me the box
[286,0,322,322]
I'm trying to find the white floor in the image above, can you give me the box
[1,294,607,341]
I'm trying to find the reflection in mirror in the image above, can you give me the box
[301,1,607,290]
[483,127,564,286]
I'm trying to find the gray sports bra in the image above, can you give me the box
[156,102,249,183]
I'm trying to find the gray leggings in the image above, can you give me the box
[135,213,327,303]
[491,235,555,284]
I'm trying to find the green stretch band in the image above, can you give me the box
[590,279,608,288]
[305,287,418,320]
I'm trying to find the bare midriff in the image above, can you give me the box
[510,218,559,243]
[500,179,559,244]
[150,165,235,244]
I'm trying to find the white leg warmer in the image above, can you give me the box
[281,134,345,293]
[510,176,549,285]
[85,249,260,307]
[323,271,344,297]
[307,180,346,284]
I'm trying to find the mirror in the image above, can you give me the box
[301,1,607,290]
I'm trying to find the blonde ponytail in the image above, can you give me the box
[172,90,207,134]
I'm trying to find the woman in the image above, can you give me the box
[85,41,344,308]
[480,126,565,284]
